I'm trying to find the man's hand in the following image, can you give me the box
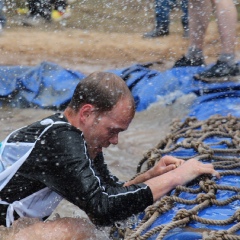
[124,156,220,200]
[148,155,185,178]
[124,155,184,187]
[174,158,220,182]
[145,158,220,201]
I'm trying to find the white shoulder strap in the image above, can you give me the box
[0,118,69,226]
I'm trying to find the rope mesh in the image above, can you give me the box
[112,114,240,240]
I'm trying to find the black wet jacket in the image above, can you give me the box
[0,113,153,226]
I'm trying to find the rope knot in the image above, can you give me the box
[173,209,192,221]
[145,198,172,216]
[197,143,214,155]
[203,230,228,240]
[201,179,216,191]
[151,148,159,156]
[214,230,228,239]
[155,198,172,214]
[145,204,159,217]
[197,192,216,203]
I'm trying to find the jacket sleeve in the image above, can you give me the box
[23,125,154,226]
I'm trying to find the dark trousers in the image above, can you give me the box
[155,0,188,30]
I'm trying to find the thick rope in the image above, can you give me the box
[112,115,240,240]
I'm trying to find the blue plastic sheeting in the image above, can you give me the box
[1,61,240,116]
[189,91,240,120]
[110,63,240,118]
[140,135,240,240]
[0,61,85,109]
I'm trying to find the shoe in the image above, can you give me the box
[194,60,240,82]
[16,8,29,15]
[173,55,205,68]
[143,28,169,38]
[51,6,71,22]
[22,15,50,27]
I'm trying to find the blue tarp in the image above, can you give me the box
[0,61,85,109]
[140,134,240,239]
[1,61,240,119]
[110,63,240,118]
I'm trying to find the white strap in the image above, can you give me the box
[0,118,68,226]
[4,188,63,227]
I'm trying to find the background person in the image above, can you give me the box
[143,0,189,38]
[173,0,240,82]
[22,0,68,26]
[0,0,6,33]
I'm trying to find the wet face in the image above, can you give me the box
[82,97,134,158]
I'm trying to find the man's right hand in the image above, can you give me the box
[144,158,220,201]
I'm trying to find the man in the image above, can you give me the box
[0,0,6,33]
[173,0,240,82]
[0,72,219,239]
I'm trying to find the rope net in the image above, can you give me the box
[112,114,240,240]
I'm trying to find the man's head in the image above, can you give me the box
[68,71,135,115]
[65,72,135,158]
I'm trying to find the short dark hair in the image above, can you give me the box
[68,71,135,114]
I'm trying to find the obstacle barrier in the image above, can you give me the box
[113,114,240,240]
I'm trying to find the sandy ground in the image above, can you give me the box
[0,0,240,73]
[1,21,240,75]
[1,26,184,73]
[0,2,240,237]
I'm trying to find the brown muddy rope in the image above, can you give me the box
[112,114,240,240]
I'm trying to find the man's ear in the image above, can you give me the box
[78,104,95,123]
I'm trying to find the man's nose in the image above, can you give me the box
[109,134,118,145]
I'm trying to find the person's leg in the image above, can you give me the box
[52,0,67,12]
[194,0,240,82]
[215,0,237,64]
[143,0,170,38]
[5,217,108,240]
[27,0,38,17]
[0,0,6,29]
[187,0,212,58]
[173,0,212,67]
[28,0,52,20]
[23,0,52,26]
[180,0,189,37]
[155,0,170,31]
